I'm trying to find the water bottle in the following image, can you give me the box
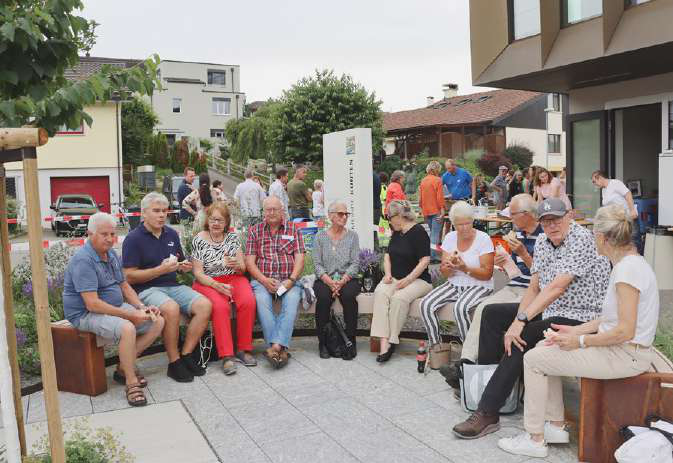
[416,341,427,373]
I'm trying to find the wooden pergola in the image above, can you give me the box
[0,128,65,462]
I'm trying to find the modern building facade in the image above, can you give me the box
[383,87,567,170]
[151,60,245,144]
[469,0,673,218]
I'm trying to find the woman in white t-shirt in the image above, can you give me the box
[420,201,495,345]
[497,204,659,459]
[312,179,325,219]
[591,170,641,253]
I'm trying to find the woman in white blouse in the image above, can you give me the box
[420,201,495,345]
[498,204,659,458]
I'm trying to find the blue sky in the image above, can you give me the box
[82,0,485,112]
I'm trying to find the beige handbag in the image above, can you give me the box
[426,341,462,371]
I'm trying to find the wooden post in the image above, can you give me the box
[21,148,65,463]
[0,166,27,457]
[0,128,48,151]
[437,127,443,157]
[461,126,466,158]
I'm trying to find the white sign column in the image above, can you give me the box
[323,128,374,250]
[0,274,21,463]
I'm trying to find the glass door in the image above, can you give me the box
[568,112,607,218]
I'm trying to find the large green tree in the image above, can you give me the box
[272,69,383,164]
[121,96,158,166]
[225,100,279,164]
[0,0,161,135]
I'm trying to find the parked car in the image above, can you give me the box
[50,194,101,237]
[162,175,198,224]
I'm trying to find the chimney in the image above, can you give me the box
[442,83,458,99]
[426,96,435,107]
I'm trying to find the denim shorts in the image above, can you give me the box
[138,285,203,316]
[76,303,152,344]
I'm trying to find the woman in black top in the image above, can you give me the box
[370,200,432,362]
[508,170,525,203]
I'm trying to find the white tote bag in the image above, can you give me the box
[459,363,522,414]
[614,428,673,463]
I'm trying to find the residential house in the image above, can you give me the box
[151,60,245,144]
[383,85,567,170]
[5,56,133,228]
[468,0,673,220]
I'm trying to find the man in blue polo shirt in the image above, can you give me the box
[64,212,164,406]
[122,192,212,383]
[442,158,475,203]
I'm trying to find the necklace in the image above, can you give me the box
[208,231,225,244]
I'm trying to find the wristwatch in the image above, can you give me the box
[516,312,528,324]
[288,276,297,283]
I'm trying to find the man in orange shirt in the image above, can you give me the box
[419,161,445,262]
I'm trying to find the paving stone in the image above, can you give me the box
[355,383,437,420]
[228,399,319,445]
[91,381,157,413]
[302,396,395,432]
[260,431,360,463]
[213,443,271,463]
[275,381,344,411]
[27,390,92,424]
[145,373,214,403]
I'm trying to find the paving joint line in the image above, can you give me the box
[176,397,223,463]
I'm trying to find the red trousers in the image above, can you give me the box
[193,274,256,357]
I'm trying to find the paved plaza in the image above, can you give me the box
[3,338,580,463]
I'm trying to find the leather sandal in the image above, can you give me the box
[126,383,148,407]
[113,369,147,388]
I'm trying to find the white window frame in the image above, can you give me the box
[172,98,182,113]
[210,129,225,139]
[212,98,231,116]
[207,70,226,86]
[548,134,561,154]
[56,123,85,135]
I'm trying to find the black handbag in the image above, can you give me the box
[321,309,352,358]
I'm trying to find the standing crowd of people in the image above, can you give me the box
[62,160,657,459]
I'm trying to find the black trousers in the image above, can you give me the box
[314,279,361,338]
[477,303,582,414]
[373,208,382,250]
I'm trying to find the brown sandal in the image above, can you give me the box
[126,383,148,407]
[114,369,148,388]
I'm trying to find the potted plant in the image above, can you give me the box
[358,248,382,293]
[124,183,144,230]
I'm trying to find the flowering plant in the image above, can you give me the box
[358,248,380,273]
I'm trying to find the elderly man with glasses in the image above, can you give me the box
[453,198,611,440]
[245,196,306,368]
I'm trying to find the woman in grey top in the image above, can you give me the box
[313,201,361,360]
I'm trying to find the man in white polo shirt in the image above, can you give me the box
[234,168,267,227]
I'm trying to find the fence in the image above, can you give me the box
[207,154,274,190]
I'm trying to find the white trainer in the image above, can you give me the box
[498,432,548,458]
[544,422,570,444]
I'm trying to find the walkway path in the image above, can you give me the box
[4,338,579,463]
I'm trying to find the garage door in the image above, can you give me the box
[50,176,110,213]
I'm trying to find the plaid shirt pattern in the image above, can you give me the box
[245,220,305,280]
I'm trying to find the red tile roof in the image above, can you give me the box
[383,89,543,132]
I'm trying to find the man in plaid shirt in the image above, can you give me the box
[245,196,305,368]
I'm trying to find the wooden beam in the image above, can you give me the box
[0,128,48,150]
[22,148,65,463]
[0,166,26,456]
[437,127,443,157]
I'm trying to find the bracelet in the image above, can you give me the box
[579,335,586,349]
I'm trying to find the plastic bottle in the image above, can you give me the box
[416,341,427,373]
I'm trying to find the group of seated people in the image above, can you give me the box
[63,189,659,459]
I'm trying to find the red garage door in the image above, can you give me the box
[50,176,111,213]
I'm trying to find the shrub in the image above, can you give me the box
[476,152,512,178]
[503,144,534,170]
[378,155,403,177]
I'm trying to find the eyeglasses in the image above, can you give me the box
[332,212,350,217]
[208,218,226,224]
[264,207,282,213]
[540,215,565,227]
[510,211,527,217]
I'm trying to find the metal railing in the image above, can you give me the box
[207,154,273,190]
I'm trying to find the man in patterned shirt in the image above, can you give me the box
[245,196,305,368]
[453,198,611,440]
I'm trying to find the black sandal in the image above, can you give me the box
[114,369,148,388]
[125,383,148,407]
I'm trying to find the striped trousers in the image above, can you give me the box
[420,282,492,345]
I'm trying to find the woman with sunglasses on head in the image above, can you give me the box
[370,200,432,362]
[533,167,571,211]
[312,201,361,360]
[191,203,257,375]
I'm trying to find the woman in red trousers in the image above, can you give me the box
[191,202,257,375]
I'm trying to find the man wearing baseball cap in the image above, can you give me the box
[453,197,611,440]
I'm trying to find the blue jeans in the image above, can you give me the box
[251,280,302,348]
[425,214,443,259]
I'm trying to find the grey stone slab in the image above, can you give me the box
[355,384,437,420]
[260,431,360,463]
[27,390,92,424]
[145,373,214,403]
[424,389,465,412]
[213,443,271,463]
[227,400,319,445]
[91,381,157,413]
[275,381,344,411]
[302,397,395,432]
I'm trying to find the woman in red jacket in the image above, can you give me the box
[385,170,406,217]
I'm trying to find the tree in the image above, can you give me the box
[503,144,534,170]
[0,0,161,135]
[225,101,279,164]
[477,152,512,177]
[121,97,158,166]
[271,70,384,164]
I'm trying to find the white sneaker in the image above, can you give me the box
[498,432,548,458]
[544,422,569,444]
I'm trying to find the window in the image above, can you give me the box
[5,177,16,199]
[56,123,84,135]
[166,134,176,146]
[212,97,231,115]
[207,70,226,86]
[172,98,181,113]
[512,0,541,40]
[563,0,602,26]
[550,93,561,111]
[625,0,651,7]
[669,101,673,150]
[548,134,561,153]
[210,129,225,139]
[473,96,492,103]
